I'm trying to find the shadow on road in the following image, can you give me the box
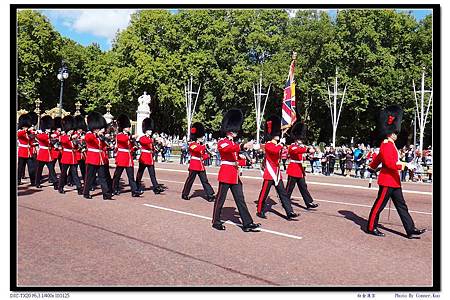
[338,210,367,233]
[220,207,242,225]
[190,189,209,201]
[17,187,42,196]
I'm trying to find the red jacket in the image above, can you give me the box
[60,134,78,165]
[263,141,283,181]
[287,143,307,178]
[17,129,33,158]
[36,133,53,162]
[369,139,402,188]
[115,132,134,167]
[188,142,206,171]
[85,132,103,166]
[217,137,241,184]
[51,130,61,160]
[138,135,154,165]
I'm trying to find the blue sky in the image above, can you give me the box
[39,9,432,52]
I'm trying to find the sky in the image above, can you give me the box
[39,8,432,52]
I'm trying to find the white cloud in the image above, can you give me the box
[41,9,136,45]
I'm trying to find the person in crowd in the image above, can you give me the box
[345,148,353,177]
[17,113,36,186]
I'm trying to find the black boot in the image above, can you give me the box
[207,195,215,202]
[77,187,83,195]
[103,193,113,200]
[212,223,226,230]
[53,182,59,190]
[287,212,299,220]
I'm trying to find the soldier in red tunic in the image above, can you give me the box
[17,113,36,185]
[367,105,426,239]
[73,115,87,183]
[136,117,165,194]
[181,122,215,202]
[52,116,63,175]
[35,116,58,189]
[82,112,113,200]
[211,109,260,232]
[256,115,299,220]
[58,116,83,195]
[112,114,142,197]
[285,122,319,209]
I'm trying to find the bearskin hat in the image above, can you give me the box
[62,115,75,132]
[40,115,54,131]
[74,115,87,131]
[87,112,107,131]
[221,109,243,134]
[142,117,154,133]
[378,105,403,138]
[53,116,62,130]
[18,113,32,129]
[116,114,131,131]
[291,122,307,141]
[190,122,205,140]
[264,115,282,140]
[27,112,38,126]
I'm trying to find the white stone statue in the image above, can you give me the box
[136,91,152,135]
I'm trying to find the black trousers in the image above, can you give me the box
[103,165,113,193]
[212,180,254,227]
[182,170,215,198]
[18,157,36,184]
[286,176,314,206]
[256,179,294,215]
[112,166,138,193]
[136,163,159,189]
[35,160,58,186]
[59,164,82,190]
[79,159,86,182]
[367,186,415,234]
[83,164,110,196]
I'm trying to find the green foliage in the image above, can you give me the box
[17,9,432,146]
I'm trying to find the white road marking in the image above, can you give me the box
[142,178,432,216]
[142,203,303,240]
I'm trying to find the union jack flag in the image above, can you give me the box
[281,58,297,129]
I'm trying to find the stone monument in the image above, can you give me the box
[136,91,151,135]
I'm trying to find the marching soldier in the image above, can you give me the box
[35,115,58,189]
[17,113,36,186]
[256,115,299,220]
[82,112,113,200]
[52,116,63,175]
[135,117,165,194]
[58,116,83,195]
[211,109,260,232]
[74,115,87,182]
[367,105,426,239]
[111,114,142,197]
[285,122,319,209]
[181,122,215,202]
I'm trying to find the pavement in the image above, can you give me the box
[16,161,434,287]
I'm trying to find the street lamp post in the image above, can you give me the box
[57,61,69,117]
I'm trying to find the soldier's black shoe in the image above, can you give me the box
[154,186,164,194]
[113,190,120,195]
[287,212,299,220]
[212,223,226,230]
[306,203,319,209]
[58,189,66,194]
[207,195,215,202]
[77,188,83,195]
[158,184,168,190]
[407,228,426,239]
[103,194,113,200]
[181,195,190,200]
[36,184,42,188]
[90,186,96,191]
[53,183,59,190]
[242,223,261,232]
[83,194,93,199]
[368,229,385,237]
[132,192,141,197]
[256,212,267,219]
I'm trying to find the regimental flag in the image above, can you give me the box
[281,56,297,130]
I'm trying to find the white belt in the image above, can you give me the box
[118,148,130,152]
[63,149,73,152]
[39,146,50,150]
[88,148,102,153]
[190,156,202,161]
[18,143,29,148]
[290,159,303,163]
[221,161,238,166]
[140,149,152,153]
